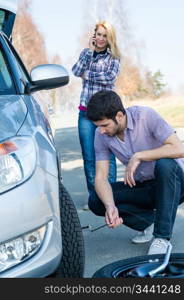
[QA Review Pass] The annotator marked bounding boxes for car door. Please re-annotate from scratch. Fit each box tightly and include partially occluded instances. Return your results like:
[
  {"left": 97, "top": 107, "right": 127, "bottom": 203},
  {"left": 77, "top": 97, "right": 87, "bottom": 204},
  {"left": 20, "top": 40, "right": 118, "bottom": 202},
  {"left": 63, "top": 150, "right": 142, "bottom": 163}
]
[{"left": 0, "top": 0, "right": 18, "bottom": 38}]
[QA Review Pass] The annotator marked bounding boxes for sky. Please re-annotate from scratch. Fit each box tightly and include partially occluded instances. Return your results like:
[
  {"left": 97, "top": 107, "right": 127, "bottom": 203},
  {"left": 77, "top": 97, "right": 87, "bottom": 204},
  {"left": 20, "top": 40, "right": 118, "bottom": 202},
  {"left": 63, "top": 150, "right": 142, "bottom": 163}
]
[{"left": 30, "top": 0, "right": 184, "bottom": 93}]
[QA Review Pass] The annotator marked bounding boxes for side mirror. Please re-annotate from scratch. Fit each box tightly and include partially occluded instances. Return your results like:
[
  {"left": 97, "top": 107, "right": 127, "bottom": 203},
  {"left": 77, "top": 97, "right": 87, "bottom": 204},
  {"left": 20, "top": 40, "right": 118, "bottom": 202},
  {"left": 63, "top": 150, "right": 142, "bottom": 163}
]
[{"left": 28, "top": 64, "right": 69, "bottom": 93}]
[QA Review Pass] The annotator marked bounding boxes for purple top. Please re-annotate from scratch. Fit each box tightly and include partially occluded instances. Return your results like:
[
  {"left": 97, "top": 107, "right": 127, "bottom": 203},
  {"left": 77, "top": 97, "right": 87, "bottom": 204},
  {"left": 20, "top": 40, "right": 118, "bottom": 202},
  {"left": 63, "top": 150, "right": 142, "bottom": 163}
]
[{"left": 95, "top": 106, "right": 184, "bottom": 182}]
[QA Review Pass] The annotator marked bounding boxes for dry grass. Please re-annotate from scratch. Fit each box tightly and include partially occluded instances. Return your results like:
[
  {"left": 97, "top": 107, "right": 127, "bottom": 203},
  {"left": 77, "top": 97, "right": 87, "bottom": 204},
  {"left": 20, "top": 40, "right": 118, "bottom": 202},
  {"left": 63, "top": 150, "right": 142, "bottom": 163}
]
[{"left": 125, "top": 96, "right": 184, "bottom": 128}]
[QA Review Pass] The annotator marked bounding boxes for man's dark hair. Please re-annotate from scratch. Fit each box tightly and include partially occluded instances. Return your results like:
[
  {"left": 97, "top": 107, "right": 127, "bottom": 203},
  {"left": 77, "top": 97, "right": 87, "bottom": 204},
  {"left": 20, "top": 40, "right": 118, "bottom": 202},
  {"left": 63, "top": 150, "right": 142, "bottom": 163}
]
[{"left": 87, "top": 90, "right": 126, "bottom": 121}]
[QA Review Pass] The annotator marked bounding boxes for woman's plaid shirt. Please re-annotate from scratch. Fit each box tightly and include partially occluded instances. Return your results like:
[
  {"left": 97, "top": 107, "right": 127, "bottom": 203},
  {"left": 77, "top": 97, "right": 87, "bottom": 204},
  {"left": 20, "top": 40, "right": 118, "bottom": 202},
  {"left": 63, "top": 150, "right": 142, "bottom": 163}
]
[{"left": 72, "top": 48, "right": 120, "bottom": 107}]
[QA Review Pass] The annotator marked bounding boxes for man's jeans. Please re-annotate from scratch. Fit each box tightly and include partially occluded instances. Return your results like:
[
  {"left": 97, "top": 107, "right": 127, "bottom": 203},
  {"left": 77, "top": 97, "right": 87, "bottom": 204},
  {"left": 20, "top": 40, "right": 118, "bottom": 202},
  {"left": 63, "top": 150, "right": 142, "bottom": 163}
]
[
  {"left": 78, "top": 110, "right": 117, "bottom": 194},
  {"left": 89, "top": 158, "right": 184, "bottom": 239}
]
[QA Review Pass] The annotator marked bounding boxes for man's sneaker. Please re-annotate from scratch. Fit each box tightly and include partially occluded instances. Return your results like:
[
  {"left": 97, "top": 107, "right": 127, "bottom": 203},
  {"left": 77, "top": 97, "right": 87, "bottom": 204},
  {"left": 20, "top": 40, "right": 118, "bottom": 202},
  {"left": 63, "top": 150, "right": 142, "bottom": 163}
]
[
  {"left": 131, "top": 224, "right": 153, "bottom": 244},
  {"left": 83, "top": 204, "right": 89, "bottom": 211},
  {"left": 148, "top": 238, "right": 171, "bottom": 255}
]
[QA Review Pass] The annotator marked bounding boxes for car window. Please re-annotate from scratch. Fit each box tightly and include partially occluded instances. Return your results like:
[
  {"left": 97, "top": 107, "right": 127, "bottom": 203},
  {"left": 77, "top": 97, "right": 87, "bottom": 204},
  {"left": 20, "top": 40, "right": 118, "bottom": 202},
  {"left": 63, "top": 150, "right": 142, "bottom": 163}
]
[
  {"left": 0, "top": 48, "right": 15, "bottom": 94},
  {"left": 0, "top": 10, "right": 5, "bottom": 31},
  {"left": 0, "top": 8, "right": 16, "bottom": 38},
  {"left": 5, "top": 36, "right": 30, "bottom": 84},
  {"left": 2, "top": 35, "right": 31, "bottom": 94}
]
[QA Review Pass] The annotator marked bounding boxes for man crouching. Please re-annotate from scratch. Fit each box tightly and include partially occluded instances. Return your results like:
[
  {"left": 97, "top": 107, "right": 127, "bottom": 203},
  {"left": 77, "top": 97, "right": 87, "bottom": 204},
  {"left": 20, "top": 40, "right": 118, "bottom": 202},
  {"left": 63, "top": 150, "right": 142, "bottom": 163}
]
[{"left": 86, "top": 90, "right": 184, "bottom": 255}]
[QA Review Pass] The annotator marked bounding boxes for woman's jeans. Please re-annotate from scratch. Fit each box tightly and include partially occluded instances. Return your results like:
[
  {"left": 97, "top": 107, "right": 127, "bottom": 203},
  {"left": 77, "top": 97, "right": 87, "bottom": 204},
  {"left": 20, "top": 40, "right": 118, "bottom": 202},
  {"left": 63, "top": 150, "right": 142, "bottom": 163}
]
[
  {"left": 78, "top": 110, "right": 117, "bottom": 194},
  {"left": 89, "top": 158, "right": 184, "bottom": 239}
]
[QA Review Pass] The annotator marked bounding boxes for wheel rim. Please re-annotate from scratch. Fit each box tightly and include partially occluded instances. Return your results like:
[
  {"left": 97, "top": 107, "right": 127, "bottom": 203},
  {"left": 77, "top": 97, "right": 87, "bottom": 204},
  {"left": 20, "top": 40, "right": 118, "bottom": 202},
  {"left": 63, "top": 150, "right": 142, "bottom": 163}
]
[{"left": 112, "top": 258, "right": 184, "bottom": 278}]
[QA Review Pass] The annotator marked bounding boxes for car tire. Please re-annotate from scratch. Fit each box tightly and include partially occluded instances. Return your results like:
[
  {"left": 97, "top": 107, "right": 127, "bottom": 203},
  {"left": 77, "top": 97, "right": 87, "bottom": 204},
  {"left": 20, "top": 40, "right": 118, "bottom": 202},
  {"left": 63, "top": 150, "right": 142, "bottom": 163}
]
[
  {"left": 52, "top": 181, "right": 85, "bottom": 277},
  {"left": 92, "top": 254, "right": 184, "bottom": 278}
]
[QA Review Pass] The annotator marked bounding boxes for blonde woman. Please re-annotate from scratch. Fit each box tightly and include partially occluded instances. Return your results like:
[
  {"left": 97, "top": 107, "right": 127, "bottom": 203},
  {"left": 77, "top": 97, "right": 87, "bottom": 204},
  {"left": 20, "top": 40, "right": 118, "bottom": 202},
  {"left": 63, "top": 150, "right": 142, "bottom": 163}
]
[{"left": 72, "top": 21, "right": 121, "bottom": 201}]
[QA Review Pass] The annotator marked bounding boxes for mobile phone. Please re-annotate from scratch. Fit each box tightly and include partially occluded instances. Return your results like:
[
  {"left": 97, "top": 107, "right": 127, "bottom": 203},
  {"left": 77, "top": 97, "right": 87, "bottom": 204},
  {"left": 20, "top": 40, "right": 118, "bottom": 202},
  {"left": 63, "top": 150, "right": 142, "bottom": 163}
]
[{"left": 92, "top": 34, "right": 96, "bottom": 46}]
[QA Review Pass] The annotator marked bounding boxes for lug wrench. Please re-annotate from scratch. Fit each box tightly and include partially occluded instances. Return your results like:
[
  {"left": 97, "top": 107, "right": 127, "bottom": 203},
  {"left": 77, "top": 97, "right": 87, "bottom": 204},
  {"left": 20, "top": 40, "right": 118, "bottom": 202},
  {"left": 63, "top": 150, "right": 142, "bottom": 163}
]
[
  {"left": 82, "top": 223, "right": 108, "bottom": 232},
  {"left": 148, "top": 243, "right": 173, "bottom": 277}
]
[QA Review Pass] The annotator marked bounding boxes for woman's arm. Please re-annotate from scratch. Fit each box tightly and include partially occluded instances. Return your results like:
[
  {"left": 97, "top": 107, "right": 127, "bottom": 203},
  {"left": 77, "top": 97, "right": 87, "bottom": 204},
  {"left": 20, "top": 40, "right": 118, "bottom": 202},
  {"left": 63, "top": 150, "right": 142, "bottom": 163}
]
[
  {"left": 72, "top": 49, "right": 93, "bottom": 77},
  {"left": 84, "top": 57, "right": 120, "bottom": 85}
]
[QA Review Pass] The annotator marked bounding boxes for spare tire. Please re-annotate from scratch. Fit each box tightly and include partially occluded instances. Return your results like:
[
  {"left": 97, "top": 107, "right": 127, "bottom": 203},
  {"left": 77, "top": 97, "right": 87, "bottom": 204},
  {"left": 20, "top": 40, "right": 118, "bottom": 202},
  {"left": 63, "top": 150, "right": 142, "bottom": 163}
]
[{"left": 93, "top": 253, "right": 184, "bottom": 278}]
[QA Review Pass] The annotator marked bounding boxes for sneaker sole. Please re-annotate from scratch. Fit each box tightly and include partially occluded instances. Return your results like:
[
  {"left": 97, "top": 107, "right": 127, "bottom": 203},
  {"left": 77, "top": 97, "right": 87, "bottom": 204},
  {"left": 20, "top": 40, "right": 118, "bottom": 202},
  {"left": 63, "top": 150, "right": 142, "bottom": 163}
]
[{"left": 131, "top": 237, "right": 153, "bottom": 244}]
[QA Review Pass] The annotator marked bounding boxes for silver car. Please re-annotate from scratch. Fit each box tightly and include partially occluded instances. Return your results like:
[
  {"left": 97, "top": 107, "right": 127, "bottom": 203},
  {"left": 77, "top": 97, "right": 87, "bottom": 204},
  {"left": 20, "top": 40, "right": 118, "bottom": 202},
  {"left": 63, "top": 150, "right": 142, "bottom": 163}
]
[{"left": 0, "top": 0, "right": 84, "bottom": 277}]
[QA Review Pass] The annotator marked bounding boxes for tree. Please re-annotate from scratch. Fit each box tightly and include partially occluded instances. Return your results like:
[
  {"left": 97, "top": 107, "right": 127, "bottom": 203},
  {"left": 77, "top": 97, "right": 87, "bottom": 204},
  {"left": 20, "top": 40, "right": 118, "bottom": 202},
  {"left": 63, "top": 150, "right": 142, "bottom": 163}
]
[
  {"left": 116, "top": 56, "right": 142, "bottom": 101},
  {"left": 142, "top": 70, "right": 166, "bottom": 98},
  {"left": 12, "top": 0, "right": 48, "bottom": 71}
]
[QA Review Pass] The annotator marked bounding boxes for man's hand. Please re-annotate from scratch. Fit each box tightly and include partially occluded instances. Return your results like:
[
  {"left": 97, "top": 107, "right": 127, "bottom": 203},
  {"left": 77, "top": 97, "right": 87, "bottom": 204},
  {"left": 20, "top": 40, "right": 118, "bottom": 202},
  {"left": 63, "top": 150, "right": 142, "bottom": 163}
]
[
  {"left": 105, "top": 205, "right": 123, "bottom": 228},
  {"left": 124, "top": 154, "right": 141, "bottom": 187}
]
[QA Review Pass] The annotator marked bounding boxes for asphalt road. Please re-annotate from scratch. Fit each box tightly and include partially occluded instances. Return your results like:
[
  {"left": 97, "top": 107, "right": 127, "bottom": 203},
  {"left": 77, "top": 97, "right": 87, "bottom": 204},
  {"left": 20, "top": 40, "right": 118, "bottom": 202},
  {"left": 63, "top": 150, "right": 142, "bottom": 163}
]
[{"left": 52, "top": 114, "right": 184, "bottom": 278}]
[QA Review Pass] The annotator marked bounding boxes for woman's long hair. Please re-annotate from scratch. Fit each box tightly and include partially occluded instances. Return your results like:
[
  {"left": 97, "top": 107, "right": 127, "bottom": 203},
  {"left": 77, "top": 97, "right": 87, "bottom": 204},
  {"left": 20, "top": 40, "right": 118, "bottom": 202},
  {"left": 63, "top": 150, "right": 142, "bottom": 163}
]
[{"left": 94, "top": 21, "right": 121, "bottom": 59}]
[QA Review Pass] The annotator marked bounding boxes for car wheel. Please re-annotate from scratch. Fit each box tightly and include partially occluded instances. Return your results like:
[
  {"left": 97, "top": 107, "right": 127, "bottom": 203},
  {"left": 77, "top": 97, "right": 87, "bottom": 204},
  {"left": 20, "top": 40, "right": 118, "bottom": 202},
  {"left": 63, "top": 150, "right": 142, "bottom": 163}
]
[
  {"left": 92, "top": 254, "right": 184, "bottom": 278},
  {"left": 52, "top": 182, "right": 85, "bottom": 277}
]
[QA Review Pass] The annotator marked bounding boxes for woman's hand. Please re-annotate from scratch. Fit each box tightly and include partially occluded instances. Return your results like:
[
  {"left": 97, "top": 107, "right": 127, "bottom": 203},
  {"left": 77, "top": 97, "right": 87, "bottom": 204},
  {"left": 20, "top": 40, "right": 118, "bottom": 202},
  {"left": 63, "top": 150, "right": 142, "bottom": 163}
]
[
  {"left": 89, "top": 36, "right": 96, "bottom": 51},
  {"left": 81, "top": 72, "right": 86, "bottom": 80}
]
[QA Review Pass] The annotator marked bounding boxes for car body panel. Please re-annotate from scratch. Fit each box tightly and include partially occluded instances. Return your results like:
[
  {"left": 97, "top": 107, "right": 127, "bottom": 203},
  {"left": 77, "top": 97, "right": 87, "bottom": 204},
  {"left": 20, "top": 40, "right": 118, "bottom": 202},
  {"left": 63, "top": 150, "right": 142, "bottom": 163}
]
[
  {"left": 18, "top": 95, "right": 58, "bottom": 177},
  {"left": 0, "top": 1, "right": 83, "bottom": 278},
  {"left": 0, "top": 95, "right": 27, "bottom": 141},
  {"left": 0, "top": 166, "right": 60, "bottom": 243},
  {"left": 0, "top": 35, "right": 64, "bottom": 276}
]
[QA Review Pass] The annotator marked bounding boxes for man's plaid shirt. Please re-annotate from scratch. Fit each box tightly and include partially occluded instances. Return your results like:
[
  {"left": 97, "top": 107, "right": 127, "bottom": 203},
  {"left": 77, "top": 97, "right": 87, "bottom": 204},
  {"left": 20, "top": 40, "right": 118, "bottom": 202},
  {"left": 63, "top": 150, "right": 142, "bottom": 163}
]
[{"left": 72, "top": 48, "right": 120, "bottom": 107}]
